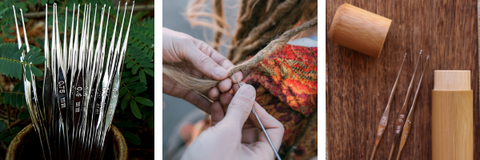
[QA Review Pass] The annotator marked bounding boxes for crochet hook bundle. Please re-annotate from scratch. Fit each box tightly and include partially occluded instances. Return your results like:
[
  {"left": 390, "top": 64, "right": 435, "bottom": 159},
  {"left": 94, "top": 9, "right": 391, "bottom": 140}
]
[
  {"left": 369, "top": 51, "right": 429, "bottom": 160},
  {"left": 13, "top": 2, "right": 134, "bottom": 159}
]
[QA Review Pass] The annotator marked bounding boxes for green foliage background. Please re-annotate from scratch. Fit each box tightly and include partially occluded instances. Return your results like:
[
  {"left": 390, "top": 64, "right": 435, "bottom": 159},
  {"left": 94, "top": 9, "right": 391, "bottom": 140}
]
[{"left": 0, "top": 0, "right": 154, "bottom": 153}]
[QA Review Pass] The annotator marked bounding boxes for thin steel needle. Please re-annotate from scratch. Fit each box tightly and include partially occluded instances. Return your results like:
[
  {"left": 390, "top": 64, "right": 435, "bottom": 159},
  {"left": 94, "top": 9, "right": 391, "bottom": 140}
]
[
  {"left": 233, "top": 75, "right": 282, "bottom": 160},
  {"left": 396, "top": 56, "right": 429, "bottom": 160},
  {"left": 370, "top": 53, "right": 407, "bottom": 160},
  {"left": 388, "top": 51, "right": 422, "bottom": 160}
]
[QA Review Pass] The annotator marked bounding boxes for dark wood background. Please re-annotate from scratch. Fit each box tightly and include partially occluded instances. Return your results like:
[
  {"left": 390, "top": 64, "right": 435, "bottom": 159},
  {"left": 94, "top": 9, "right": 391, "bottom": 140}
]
[{"left": 326, "top": 0, "right": 479, "bottom": 159}]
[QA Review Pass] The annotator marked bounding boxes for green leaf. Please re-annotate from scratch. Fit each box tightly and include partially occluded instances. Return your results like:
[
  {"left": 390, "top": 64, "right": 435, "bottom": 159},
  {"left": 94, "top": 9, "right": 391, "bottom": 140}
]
[
  {"left": 133, "top": 86, "right": 147, "bottom": 95},
  {"left": 11, "top": 93, "right": 17, "bottom": 107},
  {"left": 135, "top": 97, "right": 153, "bottom": 106},
  {"left": 126, "top": 60, "right": 134, "bottom": 68},
  {"left": 31, "top": 66, "right": 43, "bottom": 77},
  {"left": 5, "top": 34, "right": 15, "bottom": 40},
  {"left": 25, "top": 65, "right": 32, "bottom": 81},
  {"left": 132, "top": 65, "right": 139, "bottom": 74},
  {"left": 18, "top": 110, "right": 30, "bottom": 119},
  {"left": 126, "top": 82, "right": 145, "bottom": 89},
  {"left": 123, "top": 76, "right": 139, "bottom": 83},
  {"left": 0, "top": 121, "right": 6, "bottom": 132},
  {"left": 4, "top": 93, "right": 10, "bottom": 106},
  {"left": 13, "top": 81, "right": 23, "bottom": 92},
  {"left": 3, "top": 136, "right": 13, "bottom": 144},
  {"left": 121, "top": 131, "right": 141, "bottom": 145},
  {"left": 115, "top": 121, "right": 138, "bottom": 128},
  {"left": 142, "top": 63, "right": 153, "bottom": 68},
  {"left": 36, "top": 38, "right": 45, "bottom": 49},
  {"left": 0, "top": 131, "right": 9, "bottom": 140},
  {"left": 144, "top": 68, "right": 154, "bottom": 77},
  {"left": 31, "top": 56, "right": 45, "bottom": 65},
  {"left": 27, "top": 0, "right": 37, "bottom": 5},
  {"left": 119, "top": 87, "right": 127, "bottom": 99},
  {"left": 147, "top": 118, "right": 153, "bottom": 128},
  {"left": 41, "top": 0, "right": 48, "bottom": 5},
  {"left": 139, "top": 70, "right": 146, "bottom": 83},
  {"left": 0, "top": 126, "right": 22, "bottom": 140},
  {"left": 130, "top": 101, "right": 141, "bottom": 119},
  {"left": 121, "top": 95, "right": 130, "bottom": 110}
]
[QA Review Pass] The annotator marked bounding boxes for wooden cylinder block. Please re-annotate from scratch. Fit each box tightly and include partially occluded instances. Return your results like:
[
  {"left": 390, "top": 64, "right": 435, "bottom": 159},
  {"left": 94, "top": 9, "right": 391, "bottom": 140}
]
[
  {"left": 432, "top": 70, "right": 473, "bottom": 160},
  {"left": 328, "top": 3, "right": 392, "bottom": 58}
]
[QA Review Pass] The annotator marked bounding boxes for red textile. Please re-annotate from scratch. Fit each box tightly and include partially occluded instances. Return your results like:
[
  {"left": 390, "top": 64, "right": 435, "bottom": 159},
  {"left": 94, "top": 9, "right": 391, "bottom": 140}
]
[{"left": 243, "top": 44, "right": 317, "bottom": 159}]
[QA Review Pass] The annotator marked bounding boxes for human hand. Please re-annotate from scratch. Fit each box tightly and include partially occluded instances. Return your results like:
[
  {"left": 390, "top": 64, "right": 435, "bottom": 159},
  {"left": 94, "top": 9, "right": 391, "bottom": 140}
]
[
  {"left": 162, "top": 27, "right": 242, "bottom": 112},
  {"left": 182, "top": 84, "right": 285, "bottom": 160}
]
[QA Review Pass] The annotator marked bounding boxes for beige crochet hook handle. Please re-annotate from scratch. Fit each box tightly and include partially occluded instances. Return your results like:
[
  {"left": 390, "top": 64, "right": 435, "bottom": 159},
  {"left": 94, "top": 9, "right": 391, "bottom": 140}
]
[
  {"left": 369, "top": 53, "right": 407, "bottom": 160},
  {"left": 395, "top": 55, "right": 429, "bottom": 160}
]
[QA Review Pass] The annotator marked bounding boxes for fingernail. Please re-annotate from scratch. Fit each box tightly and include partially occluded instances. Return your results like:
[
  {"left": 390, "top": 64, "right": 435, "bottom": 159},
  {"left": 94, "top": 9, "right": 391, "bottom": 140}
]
[
  {"left": 213, "top": 67, "right": 227, "bottom": 77},
  {"left": 238, "top": 85, "right": 255, "bottom": 99}
]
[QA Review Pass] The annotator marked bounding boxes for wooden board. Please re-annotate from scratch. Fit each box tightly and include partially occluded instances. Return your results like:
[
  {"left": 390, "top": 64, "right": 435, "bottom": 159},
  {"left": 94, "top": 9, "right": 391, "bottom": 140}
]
[{"left": 326, "top": 0, "right": 479, "bottom": 159}]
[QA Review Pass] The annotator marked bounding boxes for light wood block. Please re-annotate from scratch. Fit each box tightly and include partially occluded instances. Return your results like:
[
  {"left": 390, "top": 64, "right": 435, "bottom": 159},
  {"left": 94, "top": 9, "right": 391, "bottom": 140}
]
[
  {"left": 328, "top": 3, "right": 392, "bottom": 58},
  {"left": 432, "top": 70, "right": 473, "bottom": 160}
]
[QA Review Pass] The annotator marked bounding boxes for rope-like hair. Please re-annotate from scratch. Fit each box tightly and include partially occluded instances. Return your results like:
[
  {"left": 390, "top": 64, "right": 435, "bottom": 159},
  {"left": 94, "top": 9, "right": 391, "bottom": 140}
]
[
  {"left": 163, "top": 18, "right": 317, "bottom": 93},
  {"left": 230, "top": 0, "right": 310, "bottom": 63},
  {"left": 228, "top": 0, "right": 268, "bottom": 60},
  {"left": 212, "top": 0, "right": 225, "bottom": 50},
  {"left": 185, "top": 0, "right": 232, "bottom": 41}
]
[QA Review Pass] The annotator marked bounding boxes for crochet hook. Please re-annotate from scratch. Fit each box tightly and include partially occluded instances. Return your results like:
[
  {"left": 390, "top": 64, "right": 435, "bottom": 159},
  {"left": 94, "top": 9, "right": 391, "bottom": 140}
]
[
  {"left": 396, "top": 55, "right": 429, "bottom": 160},
  {"left": 387, "top": 51, "right": 422, "bottom": 160},
  {"left": 233, "top": 75, "right": 282, "bottom": 160},
  {"left": 13, "top": 5, "right": 52, "bottom": 159},
  {"left": 370, "top": 53, "right": 407, "bottom": 160}
]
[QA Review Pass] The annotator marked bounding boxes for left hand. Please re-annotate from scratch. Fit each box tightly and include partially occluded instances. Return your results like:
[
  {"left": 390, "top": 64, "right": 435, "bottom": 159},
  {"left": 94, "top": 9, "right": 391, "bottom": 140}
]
[{"left": 163, "top": 28, "right": 242, "bottom": 112}]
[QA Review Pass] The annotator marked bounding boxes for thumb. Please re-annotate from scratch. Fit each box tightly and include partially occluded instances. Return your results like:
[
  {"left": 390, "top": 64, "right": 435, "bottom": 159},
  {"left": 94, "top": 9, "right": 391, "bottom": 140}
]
[{"left": 220, "top": 84, "right": 256, "bottom": 129}]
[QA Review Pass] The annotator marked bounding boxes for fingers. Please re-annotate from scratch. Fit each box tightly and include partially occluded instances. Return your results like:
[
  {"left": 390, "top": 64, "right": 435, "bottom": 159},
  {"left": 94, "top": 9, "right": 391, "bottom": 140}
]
[
  {"left": 183, "top": 46, "right": 229, "bottom": 80},
  {"left": 230, "top": 71, "right": 243, "bottom": 84},
  {"left": 229, "top": 82, "right": 242, "bottom": 96},
  {"left": 217, "top": 79, "right": 232, "bottom": 93},
  {"left": 218, "top": 84, "right": 256, "bottom": 131},
  {"left": 182, "top": 91, "right": 214, "bottom": 114},
  {"left": 191, "top": 38, "right": 244, "bottom": 88},
  {"left": 252, "top": 102, "right": 284, "bottom": 155},
  {"left": 210, "top": 101, "right": 225, "bottom": 126},
  {"left": 179, "top": 39, "right": 227, "bottom": 80},
  {"left": 208, "top": 88, "right": 220, "bottom": 101},
  {"left": 209, "top": 72, "right": 243, "bottom": 100},
  {"left": 219, "top": 92, "right": 233, "bottom": 107}
]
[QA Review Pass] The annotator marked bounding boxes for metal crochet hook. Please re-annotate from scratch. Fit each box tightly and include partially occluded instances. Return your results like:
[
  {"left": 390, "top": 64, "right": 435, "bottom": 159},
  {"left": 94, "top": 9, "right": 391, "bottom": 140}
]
[
  {"left": 387, "top": 51, "right": 422, "bottom": 160},
  {"left": 13, "top": 5, "right": 52, "bottom": 159},
  {"left": 395, "top": 55, "right": 429, "bottom": 160},
  {"left": 370, "top": 53, "right": 407, "bottom": 160},
  {"left": 232, "top": 75, "right": 282, "bottom": 160}
]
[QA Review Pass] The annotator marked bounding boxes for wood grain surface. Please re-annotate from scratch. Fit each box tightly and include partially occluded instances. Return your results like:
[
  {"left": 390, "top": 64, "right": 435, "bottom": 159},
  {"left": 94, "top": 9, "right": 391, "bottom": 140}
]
[{"left": 326, "top": 0, "right": 479, "bottom": 159}]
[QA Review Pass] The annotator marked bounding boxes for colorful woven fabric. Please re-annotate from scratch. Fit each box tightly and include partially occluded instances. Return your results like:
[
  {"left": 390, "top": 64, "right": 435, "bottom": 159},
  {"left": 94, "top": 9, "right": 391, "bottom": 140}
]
[{"left": 243, "top": 44, "right": 317, "bottom": 160}]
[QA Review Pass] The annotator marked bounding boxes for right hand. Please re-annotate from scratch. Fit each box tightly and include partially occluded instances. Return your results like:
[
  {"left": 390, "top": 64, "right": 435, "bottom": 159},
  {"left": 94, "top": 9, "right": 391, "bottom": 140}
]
[{"left": 182, "top": 84, "right": 285, "bottom": 160}]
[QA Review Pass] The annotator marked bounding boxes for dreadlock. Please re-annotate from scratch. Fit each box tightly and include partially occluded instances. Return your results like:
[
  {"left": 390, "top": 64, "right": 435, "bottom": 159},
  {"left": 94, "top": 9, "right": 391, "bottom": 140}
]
[{"left": 163, "top": 0, "right": 317, "bottom": 92}]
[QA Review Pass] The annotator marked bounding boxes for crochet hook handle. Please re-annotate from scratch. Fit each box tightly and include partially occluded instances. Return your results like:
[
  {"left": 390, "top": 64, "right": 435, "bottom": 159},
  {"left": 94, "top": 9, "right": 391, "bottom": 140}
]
[
  {"left": 396, "top": 55, "right": 429, "bottom": 160},
  {"left": 388, "top": 51, "right": 423, "bottom": 160},
  {"left": 370, "top": 53, "right": 407, "bottom": 160}
]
